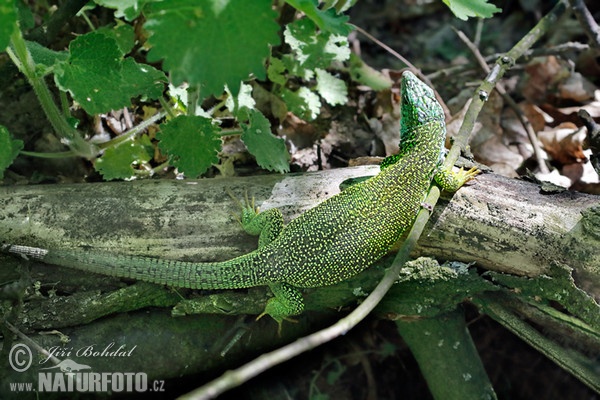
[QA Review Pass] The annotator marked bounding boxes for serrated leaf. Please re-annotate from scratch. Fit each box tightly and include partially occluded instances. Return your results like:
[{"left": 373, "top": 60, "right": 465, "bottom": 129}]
[
  {"left": 267, "top": 58, "right": 287, "bottom": 86},
  {"left": 284, "top": 0, "right": 353, "bottom": 35},
  {"left": 15, "top": 0, "right": 34, "bottom": 30},
  {"left": 0, "top": 0, "right": 18, "bottom": 50},
  {"left": 325, "top": 0, "right": 357, "bottom": 13},
  {"left": 0, "top": 125, "right": 23, "bottom": 180},
  {"left": 325, "top": 361, "right": 346, "bottom": 385},
  {"left": 315, "top": 68, "right": 347, "bottom": 106},
  {"left": 442, "top": 0, "right": 501, "bottom": 20},
  {"left": 281, "top": 53, "right": 312, "bottom": 80},
  {"left": 241, "top": 110, "right": 289, "bottom": 173},
  {"left": 93, "top": 0, "right": 144, "bottom": 21},
  {"left": 252, "top": 83, "right": 288, "bottom": 121},
  {"left": 54, "top": 31, "right": 167, "bottom": 115},
  {"left": 284, "top": 18, "right": 350, "bottom": 70},
  {"left": 280, "top": 87, "right": 321, "bottom": 120},
  {"left": 225, "top": 82, "right": 255, "bottom": 117},
  {"left": 157, "top": 115, "right": 221, "bottom": 177},
  {"left": 144, "top": 0, "right": 280, "bottom": 97},
  {"left": 95, "top": 135, "right": 153, "bottom": 180},
  {"left": 97, "top": 23, "right": 136, "bottom": 54},
  {"left": 26, "top": 40, "right": 68, "bottom": 71},
  {"left": 121, "top": 58, "right": 166, "bottom": 99}
]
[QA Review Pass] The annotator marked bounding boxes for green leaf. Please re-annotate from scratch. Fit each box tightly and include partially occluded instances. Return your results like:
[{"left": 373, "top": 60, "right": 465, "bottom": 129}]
[
  {"left": 15, "top": 0, "right": 34, "bottom": 30},
  {"left": 225, "top": 82, "right": 255, "bottom": 117},
  {"left": 54, "top": 31, "right": 167, "bottom": 115},
  {"left": 241, "top": 109, "right": 289, "bottom": 173},
  {"left": 95, "top": 135, "right": 153, "bottom": 180},
  {"left": 284, "top": 0, "right": 353, "bottom": 35},
  {"left": 144, "top": 0, "right": 280, "bottom": 97},
  {"left": 315, "top": 68, "right": 347, "bottom": 106},
  {"left": 284, "top": 18, "right": 350, "bottom": 70},
  {"left": 281, "top": 53, "right": 312, "bottom": 80},
  {"left": 280, "top": 87, "right": 321, "bottom": 120},
  {"left": 93, "top": 0, "right": 145, "bottom": 21},
  {"left": 0, "top": 125, "right": 23, "bottom": 180},
  {"left": 167, "top": 84, "right": 212, "bottom": 117},
  {"left": 121, "top": 58, "right": 166, "bottom": 99},
  {"left": 325, "top": 360, "right": 346, "bottom": 385},
  {"left": 97, "top": 23, "right": 136, "bottom": 54},
  {"left": 0, "top": 0, "right": 18, "bottom": 50},
  {"left": 157, "top": 115, "right": 221, "bottom": 177},
  {"left": 442, "top": 0, "right": 501, "bottom": 20},
  {"left": 267, "top": 58, "right": 287, "bottom": 86},
  {"left": 26, "top": 40, "right": 68, "bottom": 71},
  {"left": 348, "top": 53, "right": 392, "bottom": 90},
  {"left": 322, "top": 0, "right": 357, "bottom": 13}
]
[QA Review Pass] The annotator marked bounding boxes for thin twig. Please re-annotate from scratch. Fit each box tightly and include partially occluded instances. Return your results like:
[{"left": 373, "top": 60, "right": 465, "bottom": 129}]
[
  {"left": 4, "top": 321, "right": 86, "bottom": 388},
  {"left": 569, "top": 0, "right": 600, "bottom": 49},
  {"left": 180, "top": 2, "right": 568, "bottom": 398},
  {"left": 96, "top": 109, "right": 168, "bottom": 150},
  {"left": 453, "top": 28, "right": 550, "bottom": 174},
  {"left": 427, "top": 42, "right": 589, "bottom": 81},
  {"left": 350, "top": 24, "right": 451, "bottom": 118},
  {"left": 4, "top": 321, "right": 61, "bottom": 366},
  {"left": 445, "top": 0, "right": 567, "bottom": 169}
]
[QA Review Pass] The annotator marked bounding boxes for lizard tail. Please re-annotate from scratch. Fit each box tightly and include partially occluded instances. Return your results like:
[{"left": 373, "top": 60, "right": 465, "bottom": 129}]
[{"left": 2, "top": 244, "right": 263, "bottom": 290}]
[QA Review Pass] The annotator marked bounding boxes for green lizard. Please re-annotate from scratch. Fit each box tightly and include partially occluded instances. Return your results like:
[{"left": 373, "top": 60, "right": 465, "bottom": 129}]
[{"left": 3, "top": 71, "right": 478, "bottom": 328}]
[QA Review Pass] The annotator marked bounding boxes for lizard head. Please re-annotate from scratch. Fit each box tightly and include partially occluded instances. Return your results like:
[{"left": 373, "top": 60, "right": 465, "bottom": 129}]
[{"left": 400, "top": 71, "right": 444, "bottom": 134}]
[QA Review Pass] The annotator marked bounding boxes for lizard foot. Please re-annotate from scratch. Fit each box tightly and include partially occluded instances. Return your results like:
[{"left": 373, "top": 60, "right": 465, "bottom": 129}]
[
  {"left": 226, "top": 189, "right": 284, "bottom": 247},
  {"left": 257, "top": 283, "right": 304, "bottom": 335},
  {"left": 434, "top": 166, "right": 480, "bottom": 192},
  {"left": 226, "top": 189, "right": 259, "bottom": 226}
]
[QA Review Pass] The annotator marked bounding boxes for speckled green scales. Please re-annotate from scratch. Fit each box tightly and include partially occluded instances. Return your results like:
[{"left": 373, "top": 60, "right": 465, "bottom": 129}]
[{"left": 3, "top": 72, "right": 478, "bottom": 329}]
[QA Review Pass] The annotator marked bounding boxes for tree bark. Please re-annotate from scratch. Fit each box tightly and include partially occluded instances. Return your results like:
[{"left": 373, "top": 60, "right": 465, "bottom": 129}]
[
  {"left": 1, "top": 168, "right": 599, "bottom": 393},
  {"left": 1, "top": 167, "right": 598, "bottom": 297}
]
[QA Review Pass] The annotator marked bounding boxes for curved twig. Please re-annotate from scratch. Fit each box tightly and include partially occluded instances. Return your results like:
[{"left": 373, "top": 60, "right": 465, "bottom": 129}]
[{"left": 181, "top": 2, "right": 569, "bottom": 398}]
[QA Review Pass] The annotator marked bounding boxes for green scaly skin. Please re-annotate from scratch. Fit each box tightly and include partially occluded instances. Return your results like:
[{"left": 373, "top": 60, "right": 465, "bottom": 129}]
[{"left": 2, "top": 72, "right": 478, "bottom": 328}]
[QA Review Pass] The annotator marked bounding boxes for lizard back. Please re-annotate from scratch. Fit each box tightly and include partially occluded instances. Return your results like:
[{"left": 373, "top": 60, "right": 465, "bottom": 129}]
[
  {"left": 258, "top": 119, "right": 445, "bottom": 288},
  {"left": 2, "top": 72, "right": 448, "bottom": 293}
]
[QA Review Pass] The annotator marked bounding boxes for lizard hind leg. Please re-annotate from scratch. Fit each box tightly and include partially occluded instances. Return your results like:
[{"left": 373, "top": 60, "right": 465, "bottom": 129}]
[
  {"left": 227, "top": 189, "right": 284, "bottom": 248},
  {"left": 257, "top": 283, "right": 304, "bottom": 334}
]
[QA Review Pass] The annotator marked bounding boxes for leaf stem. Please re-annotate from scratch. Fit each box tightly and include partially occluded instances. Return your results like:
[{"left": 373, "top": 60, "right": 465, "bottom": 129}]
[
  {"left": 19, "top": 150, "right": 77, "bottom": 159},
  {"left": 77, "top": 9, "right": 96, "bottom": 31},
  {"left": 9, "top": 28, "right": 97, "bottom": 158},
  {"left": 134, "top": 161, "right": 170, "bottom": 177},
  {"left": 159, "top": 96, "right": 177, "bottom": 120},
  {"left": 181, "top": 2, "right": 570, "bottom": 398},
  {"left": 187, "top": 85, "right": 200, "bottom": 116},
  {"left": 96, "top": 110, "right": 167, "bottom": 150},
  {"left": 218, "top": 129, "right": 243, "bottom": 137},
  {"left": 18, "top": 110, "right": 167, "bottom": 159}
]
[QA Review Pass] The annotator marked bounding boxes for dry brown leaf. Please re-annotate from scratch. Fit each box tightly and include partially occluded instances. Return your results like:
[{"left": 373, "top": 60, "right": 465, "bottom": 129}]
[
  {"left": 537, "top": 122, "right": 587, "bottom": 165},
  {"left": 519, "top": 103, "right": 549, "bottom": 132},
  {"left": 558, "top": 72, "right": 597, "bottom": 102},
  {"left": 473, "top": 135, "right": 524, "bottom": 176},
  {"left": 522, "top": 56, "right": 570, "bottom": 104}
]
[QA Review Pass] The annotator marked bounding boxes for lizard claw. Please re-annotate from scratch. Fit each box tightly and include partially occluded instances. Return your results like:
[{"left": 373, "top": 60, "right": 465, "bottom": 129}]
[
  {"left": 256, "top": 312, "right": 297, "bottom": 336},
  {"left": 226, "top": 189, "right": 260, "bottom": 227},
  {"left": 435, "top": 165, "right": 480, "bottom": 192}
]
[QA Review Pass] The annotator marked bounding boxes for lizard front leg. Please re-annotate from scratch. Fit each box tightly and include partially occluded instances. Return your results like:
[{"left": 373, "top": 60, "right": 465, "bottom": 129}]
[
  {"left": 434, "top": 166, "right": 479, "bottom": 192},
  {"left": 229, "top": 192, "right": 302, "bottom": 331},
  {"left": 229, "top": 191, "right": 284, "bottom": 248}
]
